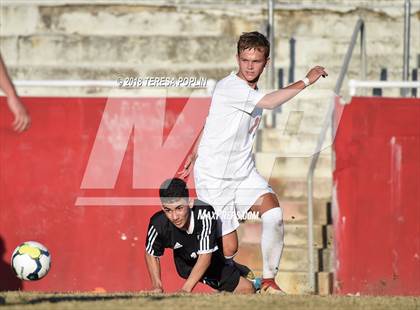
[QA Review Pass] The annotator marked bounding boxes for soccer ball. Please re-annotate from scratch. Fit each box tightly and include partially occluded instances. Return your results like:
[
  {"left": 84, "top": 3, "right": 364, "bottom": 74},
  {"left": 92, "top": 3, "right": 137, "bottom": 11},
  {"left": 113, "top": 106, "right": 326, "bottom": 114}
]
[{"left": 11, "top": 241, "right": 51, "bottom": 281}]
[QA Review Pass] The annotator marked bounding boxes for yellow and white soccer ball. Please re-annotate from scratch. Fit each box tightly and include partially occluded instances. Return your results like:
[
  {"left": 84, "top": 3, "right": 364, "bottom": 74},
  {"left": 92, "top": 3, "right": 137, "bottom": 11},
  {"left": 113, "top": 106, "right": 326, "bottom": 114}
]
[{"left": 11, "top": 241, "right": 51, "bottom": 281}]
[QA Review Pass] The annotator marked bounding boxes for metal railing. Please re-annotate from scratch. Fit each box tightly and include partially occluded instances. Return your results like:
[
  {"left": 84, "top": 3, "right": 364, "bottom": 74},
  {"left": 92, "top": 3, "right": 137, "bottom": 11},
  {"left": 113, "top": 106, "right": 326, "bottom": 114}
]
[
  {"left": 14, "top": 80, "right": 118, "bottom": 87},
  {"left": 11, "top": 79, "right": 216, "bottom": 95},
  {"left": 267, "top": 0, "right": 275, "bottom": 90},
  {"left": 349, "top": 80, "right": 420, "bottom": 97},
  {"left": 306, "top": 18, "right": 366, "bottom": 294},
  {"left": 402, "top": 0, "right": 412, "bottom": 96}
]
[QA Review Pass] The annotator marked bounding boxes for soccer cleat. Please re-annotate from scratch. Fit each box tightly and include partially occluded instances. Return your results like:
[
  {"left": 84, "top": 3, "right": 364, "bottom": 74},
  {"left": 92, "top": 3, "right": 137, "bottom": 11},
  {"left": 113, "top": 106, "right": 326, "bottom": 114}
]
[
  {"left": 259, "top": 278, "right": 286, "bottom": 295},
  {"left": 252, "top": 277, "right": 262, "bottom": 291}
]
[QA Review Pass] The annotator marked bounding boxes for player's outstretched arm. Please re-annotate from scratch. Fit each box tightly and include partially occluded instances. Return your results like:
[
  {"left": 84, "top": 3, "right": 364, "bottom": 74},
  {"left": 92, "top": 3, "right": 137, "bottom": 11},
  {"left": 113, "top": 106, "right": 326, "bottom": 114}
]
[
  {"left": 144, "top": 252, "right": 164, "bottom": 293},
  {"left": 257, "top": 66, "right": 328, "bottom": 110},
  {"left": 180, "top": 252, "right": 212, "bottom": 292},
  {"left": 0, "top": 53, "right": 31, "bottom": 132}
]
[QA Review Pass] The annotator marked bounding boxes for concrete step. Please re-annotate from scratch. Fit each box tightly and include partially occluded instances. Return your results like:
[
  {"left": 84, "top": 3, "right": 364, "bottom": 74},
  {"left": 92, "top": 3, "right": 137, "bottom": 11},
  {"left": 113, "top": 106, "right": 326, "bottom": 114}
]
[
  {"left": 236, "top": 242, "right": 334, "bottom": 272},
  {"left": 273, "top": 113, "right": 332, "bottom": 136},
  {"left": 236, "top": 218, "right": 335, "bottom": 294},
  {"left": 0, "top": 4, "right": 265, "bottom": 38},
  {"left": 275, "top": 96, "right": 336, "bottom": 118},
  {"left": 271, "top": 199, "right": 330, "bottom": 224},
  {"left": 310, "top": 53, "right": 412, "bottom": 71},
  {"left": 316, "top": 272, "right": 334, "bottom": 296},
  {"left": 265, "top": 64, "right": 404, "bottom": 91},
  {"left": 37, "top": 6, "right": 230, "bottom": 37},
  {"left": 236, "top": 244, "right": 317, "bottom": 272},
  {"left": 275, "top": 271, "right": 333, "bottom": 295},
  {"left": 1, "top": 34, "right": 236, "bottom": 66},
  {"left": 256, "top": 129, "right": 333, "bottom": 156},
  {"left": 276, "top": 271, "right": 311, "bottom": 295},
  {"left": 320, "top": 247, "right": 335, "bottom": 272},
  {"left": 283, "top": 89, "right": 337, "bottom": 101},
  {"left": 270, "top": 176, "right": 332, "bottom": 200},
  {"left": 237, "top": 222, "right": 333, "bottom": 248},
  {"left": 255, "top": 152, "right": 331, "bottom": 179},
  {"left": 280, "top": 199, "right": 330, "bottom": 225}
]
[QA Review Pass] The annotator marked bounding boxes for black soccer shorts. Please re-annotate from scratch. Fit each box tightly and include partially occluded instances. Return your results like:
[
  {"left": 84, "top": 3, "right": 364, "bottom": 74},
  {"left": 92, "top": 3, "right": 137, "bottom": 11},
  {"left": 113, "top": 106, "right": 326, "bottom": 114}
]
[{"left": 201, "top": 262, "right": 241, "bottom": 292}]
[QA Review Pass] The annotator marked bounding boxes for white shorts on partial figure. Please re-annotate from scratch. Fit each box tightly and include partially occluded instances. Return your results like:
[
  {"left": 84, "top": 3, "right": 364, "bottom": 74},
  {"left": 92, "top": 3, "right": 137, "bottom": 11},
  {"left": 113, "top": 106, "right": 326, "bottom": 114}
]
[{"left": 194, "top": 167, "right": 274, "bottom": 237}]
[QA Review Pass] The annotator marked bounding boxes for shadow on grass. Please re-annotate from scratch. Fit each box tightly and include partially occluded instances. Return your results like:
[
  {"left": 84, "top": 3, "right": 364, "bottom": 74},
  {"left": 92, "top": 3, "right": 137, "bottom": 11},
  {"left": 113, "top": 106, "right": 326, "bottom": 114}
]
[
  {"left": 4, "top": 293, "right": 183, "bottom": 306},
  {"left": 0, "top": 237, "right": 22, "bottom": 291}
]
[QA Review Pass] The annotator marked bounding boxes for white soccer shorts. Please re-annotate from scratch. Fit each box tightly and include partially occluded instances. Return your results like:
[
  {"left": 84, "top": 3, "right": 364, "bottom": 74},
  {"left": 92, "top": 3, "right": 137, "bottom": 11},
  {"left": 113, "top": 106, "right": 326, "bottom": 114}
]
[{"left": 194, "top": 167, "right": 274, "bottom": 237}]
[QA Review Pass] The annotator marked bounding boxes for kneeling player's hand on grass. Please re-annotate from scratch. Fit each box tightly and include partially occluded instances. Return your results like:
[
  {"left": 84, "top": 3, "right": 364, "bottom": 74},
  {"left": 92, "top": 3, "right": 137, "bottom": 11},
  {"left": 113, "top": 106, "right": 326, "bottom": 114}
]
[
  {"left": 178, "top": 287, "right": 192, "bottom": 293},
  {"left": 306, "top": 66, "right": 328, "bottom": 85}
]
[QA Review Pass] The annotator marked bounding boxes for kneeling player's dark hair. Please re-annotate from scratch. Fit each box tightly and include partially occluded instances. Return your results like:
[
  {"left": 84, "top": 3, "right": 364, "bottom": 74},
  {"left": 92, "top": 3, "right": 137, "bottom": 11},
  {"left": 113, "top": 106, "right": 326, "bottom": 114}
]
[{"left": 159, "top": 178, "right": 189, "bottom": 203}]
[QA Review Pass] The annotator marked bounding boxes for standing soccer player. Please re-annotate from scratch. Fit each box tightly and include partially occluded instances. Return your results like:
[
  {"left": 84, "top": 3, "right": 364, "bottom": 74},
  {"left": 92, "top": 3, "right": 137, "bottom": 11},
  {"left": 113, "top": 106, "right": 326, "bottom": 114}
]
[{"left": 179, "top": 31, "right": 328, "bottom": 294}]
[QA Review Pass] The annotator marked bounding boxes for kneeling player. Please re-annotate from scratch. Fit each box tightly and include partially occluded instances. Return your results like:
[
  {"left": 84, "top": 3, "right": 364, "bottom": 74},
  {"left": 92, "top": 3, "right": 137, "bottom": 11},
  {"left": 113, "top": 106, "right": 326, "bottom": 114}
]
[{"left": 145, "top": 178, "right": 256, "bottom": 293}]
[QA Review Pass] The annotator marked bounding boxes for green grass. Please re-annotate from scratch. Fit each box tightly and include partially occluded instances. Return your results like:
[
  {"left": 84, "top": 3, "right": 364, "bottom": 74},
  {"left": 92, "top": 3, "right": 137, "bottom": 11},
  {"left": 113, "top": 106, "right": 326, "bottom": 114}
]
[{"left": 0, "top": 291, "right": 419, "bottom": 310}]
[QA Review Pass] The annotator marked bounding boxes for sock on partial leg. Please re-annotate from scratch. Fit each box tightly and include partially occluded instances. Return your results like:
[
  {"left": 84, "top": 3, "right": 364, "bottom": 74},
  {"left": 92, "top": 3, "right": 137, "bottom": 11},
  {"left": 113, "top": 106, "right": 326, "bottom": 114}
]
[{"left": 261, "top": 207, "right": 284, "bottom": 279}]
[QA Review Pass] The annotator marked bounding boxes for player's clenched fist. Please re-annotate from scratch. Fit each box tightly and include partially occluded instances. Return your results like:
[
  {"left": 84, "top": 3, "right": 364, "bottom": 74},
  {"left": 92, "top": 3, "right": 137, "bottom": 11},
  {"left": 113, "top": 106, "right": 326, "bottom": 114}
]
[{"left": 305, "top": 66, "right": 328, "bottom": 85}]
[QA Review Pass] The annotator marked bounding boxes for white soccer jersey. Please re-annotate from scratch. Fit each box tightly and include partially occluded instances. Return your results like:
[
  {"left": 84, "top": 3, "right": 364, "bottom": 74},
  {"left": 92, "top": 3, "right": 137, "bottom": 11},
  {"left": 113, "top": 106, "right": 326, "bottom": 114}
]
[{"left": 195, "top": 72, "right": 265, "bottom": 179}]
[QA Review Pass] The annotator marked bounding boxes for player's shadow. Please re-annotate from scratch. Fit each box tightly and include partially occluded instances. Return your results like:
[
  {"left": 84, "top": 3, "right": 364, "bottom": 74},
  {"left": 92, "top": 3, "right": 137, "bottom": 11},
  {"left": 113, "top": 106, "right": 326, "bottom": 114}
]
[
  {"left": 0, "top": 236, "right": 22, "bottom": 291},
  {"left": 6, "top": 293, "right": 182, "bottom": 306}
]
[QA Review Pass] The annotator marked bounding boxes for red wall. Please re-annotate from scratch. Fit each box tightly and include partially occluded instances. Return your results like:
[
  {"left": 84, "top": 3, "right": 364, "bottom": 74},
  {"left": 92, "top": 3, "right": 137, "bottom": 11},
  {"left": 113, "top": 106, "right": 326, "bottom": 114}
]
[
  {"left": 333, "top": 96, "right": 420, "bottom": 296},
  {"left": 2, "top": 95, "right": 419, "bottom": 295},
  {"left": 0, "top": 96, "right": 212, "bottom": 292}
]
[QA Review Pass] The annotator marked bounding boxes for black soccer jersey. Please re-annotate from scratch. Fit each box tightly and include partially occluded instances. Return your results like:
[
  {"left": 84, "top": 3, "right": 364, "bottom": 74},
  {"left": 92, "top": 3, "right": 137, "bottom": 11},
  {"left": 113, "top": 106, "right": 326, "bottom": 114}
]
[{"left": 145, "top": 200, "right": 235, "bottom": 285}]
